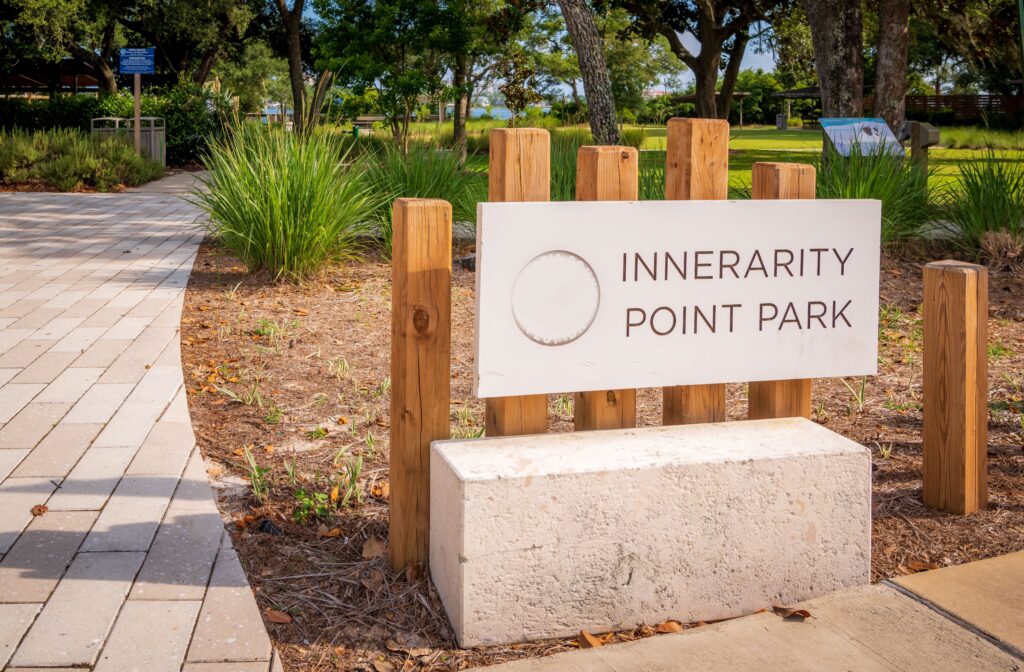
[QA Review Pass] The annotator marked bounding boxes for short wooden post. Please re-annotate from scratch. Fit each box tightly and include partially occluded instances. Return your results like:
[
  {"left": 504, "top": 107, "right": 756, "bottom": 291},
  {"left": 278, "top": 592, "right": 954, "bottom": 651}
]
[
  {"left": 389, "top": 198, "right": 452, "bottom": 570},
  {"left": 748, "top": 162, "right": 815, "bottom": 420},
  {"left": 574, "top": 146, "right": 638, "bottom": 431},
  {"left": 923, "top": 261, "right": 988, "bottom": 515},
  {"left": 663, "top": 117, "right": 729, "bottom": 425},
  {"left": 485, "top": 128, "right": 550, "bottom": 436}
]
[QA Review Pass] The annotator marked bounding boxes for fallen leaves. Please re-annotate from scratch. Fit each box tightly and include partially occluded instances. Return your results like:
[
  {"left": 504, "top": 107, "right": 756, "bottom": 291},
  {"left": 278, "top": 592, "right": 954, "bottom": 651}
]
[
  {"left": 772, "top": 604, "right": 812, "bottom": 621},
  {"left": 30, "top": 504, "right": 48, "bottom": 516},
  {"left": 654, "top": 620, "right": 683, "bottom": 633},
  {"left": 896, "top": 560, "right": 941, "bottom": 575},
  {"left": 577, "top": 630, "right": 607, "bottom": 648},
  {"left": 318, "top": 525, "right": 342, "bottom": 538},
  {"left": 362, "top": 536, "right": 386, "bottom": 559},
  {"left": 265, "top": 608, "right": 293, "bottom": 624},
  {"left": 371, "top": 481, "right": 390, "bottom": 499}
]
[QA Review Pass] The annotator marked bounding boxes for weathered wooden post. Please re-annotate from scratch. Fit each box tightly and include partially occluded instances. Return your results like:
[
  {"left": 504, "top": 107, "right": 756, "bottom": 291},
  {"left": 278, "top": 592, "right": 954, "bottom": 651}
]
[
  {"left": 748, "top": 162, "right": 815, "bottom": 420},
  {"left": 574, "top": 146, "right": 639, "bottom": 431},
  {"left": 923, "top": 260, "right": 988, "bottom": 514},
  {"left": 485, "top": 128, "right": 550, "bottom": 437},
  {"left": 390, "top": 198, "right": 452, "bottom": 570},
  {"left": 663, "top": 118, "right": 730, "bottom": 424}
]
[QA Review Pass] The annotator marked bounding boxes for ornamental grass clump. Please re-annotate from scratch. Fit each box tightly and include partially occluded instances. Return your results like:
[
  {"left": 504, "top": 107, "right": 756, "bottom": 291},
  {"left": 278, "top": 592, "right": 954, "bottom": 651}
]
[
  {"left": 816, "top": 146, "right": 932, "bottom": 244},
  {"left": 195, "top": 123, "right": 375, "bottom": 281},
  {"left": 360, "top": 142, "right": 485, "bottom": 255},
  {"left": 941, "top": 151, "right": 1024, "bottom": 257}
]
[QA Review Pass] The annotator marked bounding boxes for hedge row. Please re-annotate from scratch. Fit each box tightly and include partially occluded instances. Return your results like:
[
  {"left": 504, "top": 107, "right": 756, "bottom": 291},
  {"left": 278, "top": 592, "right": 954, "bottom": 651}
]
[{"left": 0, "top": 85, "right": 232, "bottom": 165}]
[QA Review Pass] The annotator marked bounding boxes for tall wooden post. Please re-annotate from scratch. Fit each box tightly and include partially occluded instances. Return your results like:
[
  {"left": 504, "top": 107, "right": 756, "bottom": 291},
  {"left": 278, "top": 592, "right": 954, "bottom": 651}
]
[
  {"left": 663, "top": 118, "right": 729, "bottom": 425},
  {"left": 133, "top": 73, "right": 142, "bottom": 154},
  {"left": 748, "top": 162, "right": 815, "bottom": 420},
  {"left": 390, "top": 198, "right": 452, "bottom": 570},
  {"left": 485, "top": 129, "right": 550, "bottom": 437},
  {"left": 574, "top": 146, "right": 638, "bottom": 431},
  {"left": 923, "top": 261, "right": 988, "bottom": 515}
]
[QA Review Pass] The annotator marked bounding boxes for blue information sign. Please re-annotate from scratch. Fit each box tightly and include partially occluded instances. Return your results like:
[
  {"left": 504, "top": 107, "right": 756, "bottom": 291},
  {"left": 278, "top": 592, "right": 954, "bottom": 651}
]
[{"left": 120, "top": 48, "right": 155, "bottom": 75}]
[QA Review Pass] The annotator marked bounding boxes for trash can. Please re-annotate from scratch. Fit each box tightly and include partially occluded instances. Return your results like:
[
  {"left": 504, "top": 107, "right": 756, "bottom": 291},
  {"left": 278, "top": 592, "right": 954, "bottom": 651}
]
[
  {"left": 125, "top": 117, "right": 166, "bottom": 167},
  {"left": 776, "top": 114, "right": 788, "bottom": 130},
  {"left": 91, "top": 116, "right": 166, "bottom": 167},
  {"left": 352, "top": 125, "right": 360, "bottom": 138}
]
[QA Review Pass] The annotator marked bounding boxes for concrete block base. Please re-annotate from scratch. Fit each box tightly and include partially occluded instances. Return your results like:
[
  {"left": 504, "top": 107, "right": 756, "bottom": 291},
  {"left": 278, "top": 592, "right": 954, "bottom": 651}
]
[{"left": 429, "top": 418, "right": 871, "bottom": 647}]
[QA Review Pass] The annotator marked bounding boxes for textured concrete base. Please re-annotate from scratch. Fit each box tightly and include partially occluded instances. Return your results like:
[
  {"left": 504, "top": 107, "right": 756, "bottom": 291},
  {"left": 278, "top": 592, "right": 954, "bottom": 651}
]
[{"left": 430, "top": 418, "right": 871, "bottom": 647}]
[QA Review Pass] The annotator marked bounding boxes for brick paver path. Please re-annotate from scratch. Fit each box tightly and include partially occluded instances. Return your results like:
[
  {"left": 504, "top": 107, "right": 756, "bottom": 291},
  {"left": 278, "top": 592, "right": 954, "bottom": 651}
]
[{"left": 0, "top": 193, "right": 278, "bottom": 671}]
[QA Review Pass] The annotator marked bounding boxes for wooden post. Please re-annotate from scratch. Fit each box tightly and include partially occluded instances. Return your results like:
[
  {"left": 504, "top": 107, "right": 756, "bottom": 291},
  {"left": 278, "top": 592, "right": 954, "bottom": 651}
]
[
  {"left": 662, "top": 117, "right": 729, "bottom": 425},
  {"left": 923, "top": 261, "right": 988, "bottom": 515},
  {"left": 133, "top": 73, "right": 142, "bottom": 155},
  {"left": 485, "top": 128, "right": 550, "bottom": 436},
  {"left": 574, "top": 146, "right": 638, "bottom": 431},
  {"left": 389, "top": 198, "right": 452, "bottom": 570},
  {"left": 748, "top": 162, "right": 815, "bottom": 420}
]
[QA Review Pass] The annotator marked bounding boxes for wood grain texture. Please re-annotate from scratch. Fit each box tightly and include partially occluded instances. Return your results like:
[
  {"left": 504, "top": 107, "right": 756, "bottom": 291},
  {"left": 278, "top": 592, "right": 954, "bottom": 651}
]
[
  {"left": 663, "top": 118, "right": 729, "bottom": 424},
  {"left": 389, "top": 198, "right": 452, "bottom": 569},
  {"left": 923, "top": 260, "right": 988, "bottom": 515},
  {"left": 748, "top": 162, "right": 816, "bottom": 420},
  {"left": 574, "top": 146, "right": 638, "bottom": 431},
  {"left": 485, "top": 128, "right": 549, "bottom": 436}
]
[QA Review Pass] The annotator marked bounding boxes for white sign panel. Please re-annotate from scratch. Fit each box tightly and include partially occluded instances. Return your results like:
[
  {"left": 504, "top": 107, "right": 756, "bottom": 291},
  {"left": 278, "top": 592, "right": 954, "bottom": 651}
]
[{"left": 474, "top": 199, "right": 881, "bottom": 398}]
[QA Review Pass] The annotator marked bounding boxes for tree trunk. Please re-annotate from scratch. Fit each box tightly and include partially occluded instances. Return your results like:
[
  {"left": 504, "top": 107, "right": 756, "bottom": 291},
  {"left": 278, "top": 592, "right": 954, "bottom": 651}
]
[
  {"left": 569, "top": 79, "right": 581, "bottom": 108},
  {"left": 274, "top": 0, "right": 306, "bottom": 134},
  {"left": 692, "top": 51, "right": 721, "bottom": 118},
  {"left": 873, "top": 0, "right": 909, "bottom": 130},
  {"left": 452, "top": 53, "right": 467, "bottom": 152},
  {"left": 557, "top": 0, "right": 619, "bottom": 144},
  {"left": 717, "top": 30, "right": 749, "bottom": 119},
  {"left": 800, "top": 0, "right": 864, "bottom": 117},
  {"left": 193, "top": 48, "right": 218, "bottom": 85}
]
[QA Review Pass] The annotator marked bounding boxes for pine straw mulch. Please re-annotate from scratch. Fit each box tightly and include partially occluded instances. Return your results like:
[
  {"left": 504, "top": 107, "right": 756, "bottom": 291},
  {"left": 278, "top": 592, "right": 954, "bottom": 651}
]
[{"left": 181, "top": 241, "right": 1024, "bottom": 672}]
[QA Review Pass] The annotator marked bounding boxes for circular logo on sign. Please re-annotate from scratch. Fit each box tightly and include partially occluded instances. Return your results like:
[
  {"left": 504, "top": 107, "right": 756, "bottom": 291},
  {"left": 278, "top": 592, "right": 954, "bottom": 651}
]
[{"left": 511, "top": 250, "right": 600, "bottom": 346}]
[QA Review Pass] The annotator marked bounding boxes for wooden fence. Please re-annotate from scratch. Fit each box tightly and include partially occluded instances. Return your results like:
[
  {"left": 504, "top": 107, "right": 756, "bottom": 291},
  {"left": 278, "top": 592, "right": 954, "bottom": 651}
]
[
  {"left": 905, "top": 94, "right": 1022, "bottom": 122},
  {"left": 388, "top": 119, "right": 990, "bottom": 570}
]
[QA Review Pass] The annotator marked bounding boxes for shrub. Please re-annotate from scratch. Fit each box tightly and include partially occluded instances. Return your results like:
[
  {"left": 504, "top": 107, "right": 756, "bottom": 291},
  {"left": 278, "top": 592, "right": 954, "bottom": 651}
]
[
  {"left": 940, "top": 151, "right": 1024, "bottom": 255},
  {"left": 360, "top": 142, "right": 486, "bottom": 254},
  {"left": 0, "top": 128, "right": 163, "bottom": 191},
  {"left": 195, "top": 124, "right": 374, "bottom": 280},
  {"left": 1, "top": 85, "right": 228, "bottom": 165},
  {"left": 816, "top": 147, "right": 932, "bottom": 243}
]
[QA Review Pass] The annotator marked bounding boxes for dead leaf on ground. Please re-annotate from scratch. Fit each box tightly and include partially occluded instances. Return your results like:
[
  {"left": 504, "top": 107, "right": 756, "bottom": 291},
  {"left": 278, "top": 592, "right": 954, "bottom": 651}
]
[
  {"left": 30, "top": 504, "right": 48, "bottom": 516},
  {"left": 402, "top": 660, "right": 415, "bottom": 672},
  {"left": 362, "top": 535, "right": 386, "bottom": 559},
  {"left": 330, "top": 485, "right": 340, "bottom": 503},
  {"left": 372, "top": 660, "right": 395, "bottom": 672},
  {"left": 293, "top": 308, "right": 310, "bottom": 316},
  {"left": 907, "top": 560, "right": 940, "bottom": 572},
  {"left": 318, "top": 525, "right": 342, "bottom": 538},
  {"left": 372, "top": 481, "right": 391, "bottom": 499},
  {"left": 655, "top": 620, "right": 683, "bottom": 633},
  {"left": 405, "top": 560, "right": 423, "bottom": 582},
  {"left": 578, "top": 630, "right": 603, "bottom": 649},
  {"left": 235, "top": 514, "right": 256, "bottom": 530},
  {"left": 361, "top": 568, "right": 385, "bottom": 590},
  {"left": 772, "top": 604, "right": 812, "bottom": 621},
  {"left": 265, "top": 608, "right": 293, "bottom": 624}
]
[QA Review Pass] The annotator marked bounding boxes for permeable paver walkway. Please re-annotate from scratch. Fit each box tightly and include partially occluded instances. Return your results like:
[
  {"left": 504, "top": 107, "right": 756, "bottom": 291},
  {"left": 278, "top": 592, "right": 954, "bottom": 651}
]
[{"left": 0, "top": 191, "right": 278, "bottom": 671}]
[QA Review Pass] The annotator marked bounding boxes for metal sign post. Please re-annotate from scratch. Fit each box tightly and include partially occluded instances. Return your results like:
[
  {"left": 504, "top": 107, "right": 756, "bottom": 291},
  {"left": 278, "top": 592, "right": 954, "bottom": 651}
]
[{"left": 119, "top": 48, "right": 155, "bottom": 155}]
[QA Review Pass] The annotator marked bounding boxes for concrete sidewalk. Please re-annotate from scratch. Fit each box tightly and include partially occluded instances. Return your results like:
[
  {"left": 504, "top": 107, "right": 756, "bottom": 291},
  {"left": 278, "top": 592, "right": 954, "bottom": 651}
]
[
  {"left": 487, "top": 555, "right": 1024, "bottom": 672},
  {"left": 0, "top": 187, "right": 276, "bottom": 671}
]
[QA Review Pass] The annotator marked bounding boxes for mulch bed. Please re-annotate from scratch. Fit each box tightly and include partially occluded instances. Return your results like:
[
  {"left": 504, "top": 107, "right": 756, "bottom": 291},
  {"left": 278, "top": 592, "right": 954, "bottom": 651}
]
[{"left": 181, "top": 241, "right": 1024, "bottom": 672}]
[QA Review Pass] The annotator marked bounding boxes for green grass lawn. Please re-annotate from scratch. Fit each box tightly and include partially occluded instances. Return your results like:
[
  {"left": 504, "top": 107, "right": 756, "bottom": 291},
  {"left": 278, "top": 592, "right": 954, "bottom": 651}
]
[{"left": 628, "top": 126, "right": 1024, "bottom": 194}]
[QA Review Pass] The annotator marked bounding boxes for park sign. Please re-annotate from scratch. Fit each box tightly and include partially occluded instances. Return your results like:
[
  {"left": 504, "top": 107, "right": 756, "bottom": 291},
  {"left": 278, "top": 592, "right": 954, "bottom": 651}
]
[
  {"left": 119, "top": 47, "right": 155, "bottom": 75},
  {"left": 473, "top": 199, "right": 881, "bottom": 398},
  {"left": 821, "top": 117, "right": 904, "bottom": 157}
]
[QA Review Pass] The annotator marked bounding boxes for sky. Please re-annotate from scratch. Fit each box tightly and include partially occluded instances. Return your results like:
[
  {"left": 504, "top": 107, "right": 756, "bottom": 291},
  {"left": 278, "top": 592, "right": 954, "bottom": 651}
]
[{"left": 674, "top": 31, "right": 777, "bottom": 87}]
